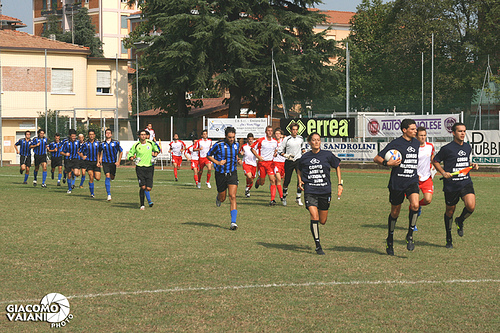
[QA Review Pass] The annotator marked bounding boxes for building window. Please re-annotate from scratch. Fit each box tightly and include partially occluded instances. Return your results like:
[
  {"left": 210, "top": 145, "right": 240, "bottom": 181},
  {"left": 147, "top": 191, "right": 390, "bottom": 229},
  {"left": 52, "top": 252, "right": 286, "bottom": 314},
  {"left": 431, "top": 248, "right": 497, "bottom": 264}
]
[
  {"left": 121, "top": 15, "right": 128, "bottom": 29},
  {"left": 121, "top": 41, "right": 128, "bottom": 55},
  {"left": 96, "top": 70, "right": 111, "bottom": 94},
  {"left": 52, "top": 68, "right": 73, "bottom": 94}
]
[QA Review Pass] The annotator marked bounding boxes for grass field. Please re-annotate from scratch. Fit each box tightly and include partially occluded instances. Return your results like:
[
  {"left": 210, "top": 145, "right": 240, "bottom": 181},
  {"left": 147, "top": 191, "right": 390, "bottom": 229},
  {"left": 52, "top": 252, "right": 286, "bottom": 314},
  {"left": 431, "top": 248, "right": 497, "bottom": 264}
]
[{"left": 0, "top": 165, "right": 499, "bottom": 332}]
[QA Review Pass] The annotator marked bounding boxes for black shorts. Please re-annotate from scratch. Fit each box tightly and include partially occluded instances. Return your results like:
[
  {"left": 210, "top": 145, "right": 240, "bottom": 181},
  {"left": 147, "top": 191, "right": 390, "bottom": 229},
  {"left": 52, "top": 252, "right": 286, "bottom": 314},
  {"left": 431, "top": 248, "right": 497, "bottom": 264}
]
[
  {"left": 65, "top": 159, "right": 81, "bottom": 172},
  {"left": 445, "top": 183, "right": 475, "bottom": 206},
  {"left": 51, "top": 156, "right": 63, "bottom": 167},
  {"left": 85, "top": 161, "right": 101, "bottom": 173},
  {"left": 389, "top": 182, "right": 420, "bottom": 206},
  {"left": 34, "top": 154, "right": 47, "bottom": 166},
  {"left": 215, "top": 171, "right": 238, "bottom": 193},
  {"left": 136, "top": 166, "right": 154, "bottom": 188},
  {"left": 20, "top": 155, "right": 31, "bottom": 167},
  {"left": 304, "top": 193, "right": 331, "bottom": 210},
  {"left": 102, "top": 162, "right": 117, "bottom": 176}
]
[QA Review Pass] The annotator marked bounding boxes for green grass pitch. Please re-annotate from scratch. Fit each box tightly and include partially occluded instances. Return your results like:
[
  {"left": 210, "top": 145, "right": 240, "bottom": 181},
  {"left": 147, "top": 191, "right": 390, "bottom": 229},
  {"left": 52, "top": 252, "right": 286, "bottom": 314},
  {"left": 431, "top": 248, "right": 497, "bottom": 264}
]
[{"left": 0, "top": 165, "right": 499, "bottom": 332}]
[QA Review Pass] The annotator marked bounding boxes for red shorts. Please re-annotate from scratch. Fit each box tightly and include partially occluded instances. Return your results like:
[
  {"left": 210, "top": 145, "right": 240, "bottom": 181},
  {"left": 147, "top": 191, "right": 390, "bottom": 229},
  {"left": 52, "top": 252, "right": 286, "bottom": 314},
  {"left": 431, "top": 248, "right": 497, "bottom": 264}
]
[
  {"left": 172, "top": 155, "right": 182, "bottom": 166},
  {"left": 199, "top": 157, "right": 212, "bottom": 170},
  {"left": 242, "top": 163, "right": 256, "bottom": 177},
  {"left": 419, "top": 177, "right": 434, "bottom": 194},
  {"left": 258, "top": 160, "right": 275, "bottom": 178},
  {"left": 273, "top": 161, "right": 285, "bottom": 176},
  {"left": 190, "top": 160, "right": 199, "bottom": 170}
]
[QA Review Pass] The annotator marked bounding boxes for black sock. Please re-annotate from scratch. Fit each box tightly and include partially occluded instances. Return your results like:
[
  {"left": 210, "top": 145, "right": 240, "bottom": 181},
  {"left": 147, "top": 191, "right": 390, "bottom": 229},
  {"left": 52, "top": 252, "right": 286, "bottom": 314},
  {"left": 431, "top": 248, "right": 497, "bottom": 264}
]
[
  {"left": 457, "top": 207, "right": 473, "bottom": 222},
  {"left": 387, "top": 214, "right": 397, "bottom": 244},
  {"left": 408, "top": 209, "right": 418, "bottom": 238},
  {"left": 445, "top": 214, "right": 453, "bottom": 242},
  {"left": 140, "top": 188, "right": 145, "bottom": 206},
  {"left": 310, "top": 220, "right": 321, "bottom": 249},
  {"left": 283, "top": 187, "right": 288, "bottom": 198}
]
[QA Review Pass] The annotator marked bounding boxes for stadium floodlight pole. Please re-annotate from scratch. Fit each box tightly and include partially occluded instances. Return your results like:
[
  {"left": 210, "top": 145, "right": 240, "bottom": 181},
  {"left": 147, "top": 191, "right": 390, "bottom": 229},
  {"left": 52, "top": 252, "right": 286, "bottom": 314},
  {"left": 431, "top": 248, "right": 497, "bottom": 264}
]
[
  {"left": 272, "top": 58, "right": 287, "bottom": 119},
  {"left": 346, "top": 42, "right": 350, "bottom": 119},
  {"left": 431, "top": 33, "right": 434, "bottom": 115},
  {"left": 421, "top": 52, "right": 424, "bottom": 115},
  {"left": 136, "top": 54, "right": 139, "bottom": 132},
  {"left": 45, "top": 49, "right": 48, "bottom": 135}
]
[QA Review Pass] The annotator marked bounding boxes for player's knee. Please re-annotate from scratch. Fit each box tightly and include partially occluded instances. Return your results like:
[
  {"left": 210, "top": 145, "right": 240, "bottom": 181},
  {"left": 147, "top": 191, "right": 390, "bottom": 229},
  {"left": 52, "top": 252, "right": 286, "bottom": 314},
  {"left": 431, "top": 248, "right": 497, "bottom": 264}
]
[{"left": 410, "top": 203, "right": 419, "bottom": 211}]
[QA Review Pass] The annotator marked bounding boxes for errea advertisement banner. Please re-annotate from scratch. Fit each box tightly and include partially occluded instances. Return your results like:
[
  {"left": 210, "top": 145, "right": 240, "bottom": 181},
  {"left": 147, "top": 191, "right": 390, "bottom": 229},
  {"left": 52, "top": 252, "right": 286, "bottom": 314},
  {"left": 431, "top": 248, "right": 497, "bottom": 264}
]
[
  {"left": 467, "top": 130, "right": 500, "bottom": 165},
  {"left": 207, "top": 118, "right": 268, "bottom": 138},
  {"left": 280, "top": 118, "right": 355, "bottom": 138},
  {"left": 365, "top": 114, "right": 460, "bottom": 138}
]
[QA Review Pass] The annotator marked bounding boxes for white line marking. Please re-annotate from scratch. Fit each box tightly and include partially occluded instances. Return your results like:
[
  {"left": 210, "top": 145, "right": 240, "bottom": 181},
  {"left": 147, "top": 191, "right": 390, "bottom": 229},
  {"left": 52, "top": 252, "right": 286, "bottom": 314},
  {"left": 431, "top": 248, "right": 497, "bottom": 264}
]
[{"left": 2, "top": 279, "right": 499, "bottom": 304}]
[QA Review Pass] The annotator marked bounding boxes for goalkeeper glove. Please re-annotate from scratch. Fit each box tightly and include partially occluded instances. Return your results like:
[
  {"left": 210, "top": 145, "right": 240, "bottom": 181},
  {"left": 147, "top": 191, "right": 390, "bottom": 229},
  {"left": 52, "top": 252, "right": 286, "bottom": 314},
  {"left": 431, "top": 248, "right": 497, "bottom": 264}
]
[
  {"left": 134, "top": 157, "right": 141, "bottom": 165},
  {"left": 151, "top": 156, "right": 157, "bottom": 164}
]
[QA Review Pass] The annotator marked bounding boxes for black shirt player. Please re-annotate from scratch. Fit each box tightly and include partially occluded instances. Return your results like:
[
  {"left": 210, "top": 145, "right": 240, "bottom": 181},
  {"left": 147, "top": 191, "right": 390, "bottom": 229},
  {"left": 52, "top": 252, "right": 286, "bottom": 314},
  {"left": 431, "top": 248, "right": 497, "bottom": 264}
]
[
  {"left": 433, "top": 122, "right": 478, "bottom": 249},
  {"left": 298, "top": 132, "right": 343, "bottom": 255},
  {"left": 374, "top": 119, "right": 420, "bottom": 256}
]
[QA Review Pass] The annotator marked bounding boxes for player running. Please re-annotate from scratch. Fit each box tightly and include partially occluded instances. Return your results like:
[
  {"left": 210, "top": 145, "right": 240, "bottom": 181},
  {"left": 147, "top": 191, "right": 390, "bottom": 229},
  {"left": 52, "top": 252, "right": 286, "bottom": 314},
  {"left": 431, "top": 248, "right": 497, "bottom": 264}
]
[
  {"left": 239, "top": 133, "right": 257, "bottom": 197},
  {"left": 374, "top": 119, "right": 420, "bottom": 256},
  {"left": 30, "top": 129, "right": 49, "bottom": 188},
  {"left": 251, "top": 125, "right": 279, "bottom": 206},
  {"left": 207, "top": 127, "right": 241, "bottom": 230},
  {"left": 193, "top": 130, "right": 213, "bottom": 188},
  {"left": 432, "top": 122, "right": 479, "bottom": 249},
  {"left": 99, "top": 129, "right": 123, "bottom": 201},
  {"left": 15, "top": 130, "right": 32, "bottom": 184},
  {"left": 48, "top": 133, "right": 64, "bottom": 186},
  {"left": 76, "top": 134, "right": 86, "bottom": 188},
  {"left": 184, "top": 143, "right": 200, "bottom": 188},
  {"left": 127, "top": 129, "right": 160, "bottom": 210},
  {"left": 168, "top": 133, "right": 186, "bottom": 182},
  {"left": 273, "top": 128, "right": 286, "bottom": 205},
  {"left": 277, "top": 122, "right": 305, "bottom": 206},
  {"left": 298, "top": 132, "right": 343, "bottom": 255},
  {"left": 79, "top": 129, "right": 101, "bottom": 198},
  {"left": 61, "top": 129, "right": 81, "bottom": 194}
]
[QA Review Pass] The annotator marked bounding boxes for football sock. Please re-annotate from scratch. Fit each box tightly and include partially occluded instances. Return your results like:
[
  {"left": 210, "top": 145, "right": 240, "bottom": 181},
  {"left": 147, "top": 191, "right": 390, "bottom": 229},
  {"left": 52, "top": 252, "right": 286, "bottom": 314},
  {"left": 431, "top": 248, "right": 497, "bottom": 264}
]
[
  {"left": 194, "top": 174, "right": 199, "bottom": 184},
  {"left": 139, "top": 188, "right": 145, "bottom": 206},
  {"left": 24, "top": 174, "right": 29, "bottom": 182},
  {"left": 230, "top": 209, "right": 238, "bottom": 223},
  {"left": 58, "top": 173, "right": 62, "bottom": 181},
  {"left": 419, "top": 198, "right": 429, "bottom": 206},
  {"left": 105, "top": 177, "right": 111, "bottom": 195},
  {"left": 310, "top": 220, "right": 321, "bottom": 248},
  {"left": 89, "top": 183, "right": 94, "bottom": 196},
  {"left": 387, "top": 214, "right": 397, "bottom": 243},
  {"left": 246, "top": 178, "right": 253, "bottom": 189},
  {"left": 444, "top": 214, "right": 453, "bottom": 242},
  {"left": 42, "top": 171, "right": 47, "bottom": 184},
  {"left": 408, "top": 209, "right": 419, "bottom": 237},
  {"left": 63, "top": 172, "right": 66, "bottom": 179},
  {"left": 67, "top": 178, "right": 72, "bottom": 191},
  {"left": 145, "top": 190, "right": 151, "bottom": 203},
  {"left": 80, "top": 176, "right": 86, "bottom": 186},
  {"left": 457, "top": 207, "right": 473, "bottom": 222},
  {"left": 270, "top": 185, "right": 277, "bottom": 201},
  {"left": 207, "top": 173, "right": 211, "bottom": 183},
  {"left": 296, "top": 186, "right": 302, "bottom": 195},
  {"left": 34, "top": 171, "right": 38, "bottom": 181},
  {"left": 174, "top": 168, "right": 178, "bottom": 178},
  {"left": 277, "top": 185, "right": 283, "bottom": 198},
  {"left": 283, "top": 187, "right": 288, "bottom": 198}
]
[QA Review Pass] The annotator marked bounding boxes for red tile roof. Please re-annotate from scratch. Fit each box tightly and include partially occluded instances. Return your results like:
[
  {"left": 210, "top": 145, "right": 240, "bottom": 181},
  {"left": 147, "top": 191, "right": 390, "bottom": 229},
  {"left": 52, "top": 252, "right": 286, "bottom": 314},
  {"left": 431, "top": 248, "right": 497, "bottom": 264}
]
[
  {"left": 309, "top": 9, "right": 355, "bottom": 25},
  {"left": 0, "top": 29, "right": 91, "bottom": 54},
  {"left": 0, "top": 15, "right": 27, "bottom": 29}
]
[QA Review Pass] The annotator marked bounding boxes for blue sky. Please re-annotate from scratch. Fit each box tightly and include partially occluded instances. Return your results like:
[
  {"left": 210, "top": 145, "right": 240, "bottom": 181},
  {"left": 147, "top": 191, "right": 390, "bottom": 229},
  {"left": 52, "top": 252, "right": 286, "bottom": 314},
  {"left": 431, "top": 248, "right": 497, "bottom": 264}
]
[{"left": 3, "top": 0, "right": 370, "bottom": 34}]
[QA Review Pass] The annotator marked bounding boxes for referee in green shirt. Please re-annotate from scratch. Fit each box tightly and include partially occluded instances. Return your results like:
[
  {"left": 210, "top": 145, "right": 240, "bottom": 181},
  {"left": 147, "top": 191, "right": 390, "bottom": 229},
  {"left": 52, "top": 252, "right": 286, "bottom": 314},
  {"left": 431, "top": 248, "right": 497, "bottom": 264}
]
[{"left": 127, "top": 130, "right": 160, "bottom": 210}]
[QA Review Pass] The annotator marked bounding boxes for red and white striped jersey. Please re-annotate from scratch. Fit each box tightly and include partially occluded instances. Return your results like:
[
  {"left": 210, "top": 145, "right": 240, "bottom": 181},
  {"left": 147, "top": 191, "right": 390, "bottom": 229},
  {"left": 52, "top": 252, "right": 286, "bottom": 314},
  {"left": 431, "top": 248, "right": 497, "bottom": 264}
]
[
  {"left": 273, "top": 138, "right": 286, "bottom": 163},
  {"left": 240, "top": 143, "right": 257, "bottom": 166},
  {"left": 185, "top": 145, "right": 199, "bottom": 161},
  {"left": 169, "top": 140, "right": 186, "bottom": 157},
  {"left": 418, "top": 142, "right": 435, "bottom": 181},
  {"left": 194, "top": 138, "right": 212, "bottom": 158},
  {"left": 251, "top": 137, "right": 278, "bottom": 161}
]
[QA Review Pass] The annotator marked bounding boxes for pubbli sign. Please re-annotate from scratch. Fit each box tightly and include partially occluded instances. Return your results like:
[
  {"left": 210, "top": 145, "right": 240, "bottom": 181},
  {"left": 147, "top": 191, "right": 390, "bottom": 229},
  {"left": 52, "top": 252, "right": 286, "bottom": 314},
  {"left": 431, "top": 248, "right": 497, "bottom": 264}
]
[{"left": 280, "top": 118, "right": 355, "bottom": 138}]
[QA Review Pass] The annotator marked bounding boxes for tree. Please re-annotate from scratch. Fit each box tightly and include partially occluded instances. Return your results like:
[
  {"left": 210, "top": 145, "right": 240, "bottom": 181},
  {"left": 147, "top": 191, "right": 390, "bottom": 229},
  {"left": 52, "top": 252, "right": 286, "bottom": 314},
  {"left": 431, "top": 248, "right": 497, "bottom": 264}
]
[{"left": 71, "top": 7, "right": 103, "bottom": 57}]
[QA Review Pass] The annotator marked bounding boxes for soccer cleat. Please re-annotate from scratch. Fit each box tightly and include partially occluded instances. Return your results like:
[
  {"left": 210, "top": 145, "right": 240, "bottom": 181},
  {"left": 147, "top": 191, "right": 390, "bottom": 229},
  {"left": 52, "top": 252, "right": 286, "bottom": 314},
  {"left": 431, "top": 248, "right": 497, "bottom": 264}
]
[
  {"left": 72, "top": 184, "right": 75, "bottom": 189},
  {"left": 90, "top": 194, "right": 95, "bottom": 198},
  {"left": 269, "top": 200, "right": 277, "bottom": 206},
  {"left": 245, "top": 189, "right": 250, "bottom": 197},
  {"left": 62, "top": 178, "right": 66, "bottom": 184},
  {"left": 255, "top": 180, "right": 260, "bottom": 189},
  {"left": 230, "top": 222, "right": 238, "bottom": 230},
  {"left": 79, "top": 185, "right": 83, "bottom": 189},
  {"left": 315, "top": 247, "right": 325, "bottom": 255},
  {"left": 386, "top": 238, "right": 394, "bottom": 256},
  {"left": 196, "top": 183, "right": 201, "bottom": 189},
  {"left": 140, "top": 206, "right": 145, "bottom": 210},
  {"left": 22, "top": 181, "right": 27, "bottom": 184},
  {"left": 206, "top": 182, "right": 211, "bottom": 188},
  {"left": 148, "top": 201, "right": 154, "bottom": 207},
  {"left": 445, "top": 240, "right": 453, "bottom": 249},
  {"left": 455, "top": 218, "right": 464, "bottom": 237},
  {"left": 57, "top": 181, "right": 61, "bottom": 186},
  {"left": 216, "top": 195, "right": 221, "bottom": 207},
  {"left": 67, "top": 190, "right": 72, "bottom": 194},
  {"left": 33, "top": 180, "right": 37, "bottom": 187},
  {"left": 296, "top": 198, "right": 303, "bottom": 206},
  {"left": 175, "top": 178, "right": 178, "bottom": 182},
  {"left": 282, "top": 197, "right": 287, "bottom": 206},
  {"left": 107, "top": 195, "right": 112, "bottom": 201},
  {"left": 41, "top": 184, "right": 47, "bottom": 188},
  {"left": 406, "top": 235, "right": 415, "bottom": 251}
]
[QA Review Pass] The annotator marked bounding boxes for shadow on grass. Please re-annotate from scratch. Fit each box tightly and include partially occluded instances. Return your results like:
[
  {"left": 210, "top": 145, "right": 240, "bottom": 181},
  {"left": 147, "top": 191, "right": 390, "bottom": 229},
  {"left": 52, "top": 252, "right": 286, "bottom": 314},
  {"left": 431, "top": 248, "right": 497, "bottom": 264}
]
[
  {"left": 182, "top": 221, "right": 227, "bottom": 229},
  {"left": 257, "top": 242, "right": 312, "bottom": 253},
  {"left": 329, "top": 246, "right": 387, "bottom": 256},
  {"left": 111, "top": 202, "right": 142, "bottom": 209},
  {"left": 361, "top": 224, "right": 406, "bottom": 231},
  {"left": 393, "top": 239, "right": 444, "bottom": 248}
]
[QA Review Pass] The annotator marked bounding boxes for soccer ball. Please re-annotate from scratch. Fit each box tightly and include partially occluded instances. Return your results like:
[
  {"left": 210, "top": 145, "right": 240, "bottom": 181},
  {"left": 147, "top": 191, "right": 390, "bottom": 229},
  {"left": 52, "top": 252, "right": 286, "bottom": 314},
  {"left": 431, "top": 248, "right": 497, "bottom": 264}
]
[{"left": 384, "top": 149, "right": 401, "bottom": 162}]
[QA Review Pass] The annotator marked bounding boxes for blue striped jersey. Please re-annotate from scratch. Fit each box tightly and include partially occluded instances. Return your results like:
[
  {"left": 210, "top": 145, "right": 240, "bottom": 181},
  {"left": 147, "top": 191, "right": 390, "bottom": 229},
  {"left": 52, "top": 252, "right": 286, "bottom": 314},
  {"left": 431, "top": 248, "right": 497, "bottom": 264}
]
[
  {"left": 208, "top": 140, "right": 240, "bottom": 173},
  {"left": 62, "top": 140, "right": 80, "bottom": 159},
  {"left": 79, "top": 140, "right": 100, "bottom": 162},
  {"left": 61, "top": 138, "right": 69, "bottom": 159},
  {"left": 15, "top": 138, "right": 32, "bottom": 156},
  {"left": 31, "top": 137, "right": 48, "bottom": 156},
  {"left": 49, "top": 141, "right": 63, "bottom": 158},
  {"left": 99, "top": 140, "right": 123, "bottom": 163}
]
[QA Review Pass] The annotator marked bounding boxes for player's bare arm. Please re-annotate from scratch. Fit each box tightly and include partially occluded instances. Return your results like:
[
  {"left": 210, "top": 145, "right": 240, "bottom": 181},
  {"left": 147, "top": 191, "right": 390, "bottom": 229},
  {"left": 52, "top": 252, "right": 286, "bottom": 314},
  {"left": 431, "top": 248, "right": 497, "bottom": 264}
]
[
  {"left": 116, "top": 151, "right": 123, "bottom": 167},
  {"left": 297, "top": 169, "right": 304, "bottom": 191},
  {"left": 251, "top": 148, "right": 264, "bottom": 162},
  {"left": 336, "top": 167, "right": 343, "bottom": 198},
  {"left": 432, "top": 160, "right": 451, "bottom": 179}
]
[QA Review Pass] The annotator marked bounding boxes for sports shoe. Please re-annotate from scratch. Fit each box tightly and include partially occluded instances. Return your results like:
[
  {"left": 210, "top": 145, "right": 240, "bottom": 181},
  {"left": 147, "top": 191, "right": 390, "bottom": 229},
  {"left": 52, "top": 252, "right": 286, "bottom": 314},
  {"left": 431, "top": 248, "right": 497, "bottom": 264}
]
[
  {"left": 230, "top": 222, "right": 238, "bottom": 230},
  {"left": 206, "top": 182, "right": 211, "bottom": 189},
  {"left": 315, "top": 247, "right": 325, "bottom": 255},
  {"left": 216, "top": 195, "right": 221, "bottom": 207},
  {"left": 107, "top": 195, "right": 112, "bottom": 201},
  {"left": 79, "top": 185, "right": 84, "bottom": 189},
  {"left": 41, "top": 184, "right": 47, "bottom": 188},
  {"left": 296, "top": 198, "right": 303, "bottom": 206},
  {"left": 245, "top": 189, "right": 250, "bottom": 197},
  {"left": 269, "top": 200, "right": 277, "bottom": 206},
  {"left": 33, "top": 180, "right": 37, "bottom": 187},
  {"left": 23, "top": 181, "right": 27, "bottom": 184},
  {"left": 91, "top": 194, "right": 95, "bottom": 198},
  {"left": 196, "top": 183, "right": 201, "bottom": 189},
  {"left": 57, "top": 181, "right": 61, "bottom": 186},
  {"left": 72, "top": 184, "right": 75, "bottom": 189},
  {"left": 455, "top": 218, "right": 464, "bottom": 237},
  {"left": 63, "top": 178, "right": 66, "bottom": 184},
  {"left": 175, "top": 178, "right": 178, "bottom": 182},
  {"left": 445, "top": 240, "right": 453, "bottom": 249},
  {"left": 406, "top": 235, "right": 415, "bottom": 251},
  {"left": 67, "top": 190, "right": 72, "bottom": 194},
  {"left": 140, "top": 206, "right": 145, "bottom": 210},
  {"left": 255, "top": 180, "right": 260, "bottom": 189},
  {"left": 282, "top": 197, "right": 287, "bottom": 206},
  {"left": 386, "top": 238, "right": 394, "bottom": 256},
  {"left": 148, "top": 201, "right": 154, "bottom": 207}
]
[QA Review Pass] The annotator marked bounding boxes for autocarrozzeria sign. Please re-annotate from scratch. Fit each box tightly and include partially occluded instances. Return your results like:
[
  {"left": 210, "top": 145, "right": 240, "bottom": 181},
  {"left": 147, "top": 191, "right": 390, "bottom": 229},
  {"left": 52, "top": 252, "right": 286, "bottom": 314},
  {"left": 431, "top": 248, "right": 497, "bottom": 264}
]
[{"left": 365, "top": 114, "right": 460, "bottom": 137}]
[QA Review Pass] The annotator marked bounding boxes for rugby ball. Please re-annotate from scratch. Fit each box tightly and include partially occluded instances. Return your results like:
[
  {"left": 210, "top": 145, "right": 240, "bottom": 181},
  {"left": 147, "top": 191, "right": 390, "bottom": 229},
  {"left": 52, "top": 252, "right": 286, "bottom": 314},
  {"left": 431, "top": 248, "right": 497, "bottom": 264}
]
[{"left": 384, "top": 149, "right": 402, "bottom": 162}]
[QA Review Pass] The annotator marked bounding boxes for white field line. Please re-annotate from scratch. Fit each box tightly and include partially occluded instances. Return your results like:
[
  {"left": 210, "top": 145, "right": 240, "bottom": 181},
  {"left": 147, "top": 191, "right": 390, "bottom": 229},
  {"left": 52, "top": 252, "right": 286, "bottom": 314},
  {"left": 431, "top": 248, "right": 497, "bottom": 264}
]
[{"left": 2, "top": 279, "right": 499, "bottom": 305}]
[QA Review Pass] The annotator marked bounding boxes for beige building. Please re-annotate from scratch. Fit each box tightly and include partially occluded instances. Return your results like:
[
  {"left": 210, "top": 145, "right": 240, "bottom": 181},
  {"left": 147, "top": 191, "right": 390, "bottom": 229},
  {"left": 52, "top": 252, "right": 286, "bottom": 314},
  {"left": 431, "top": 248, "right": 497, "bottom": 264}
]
[{"left": 0, "top": 29, "right": 130, "bottom": 165}]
